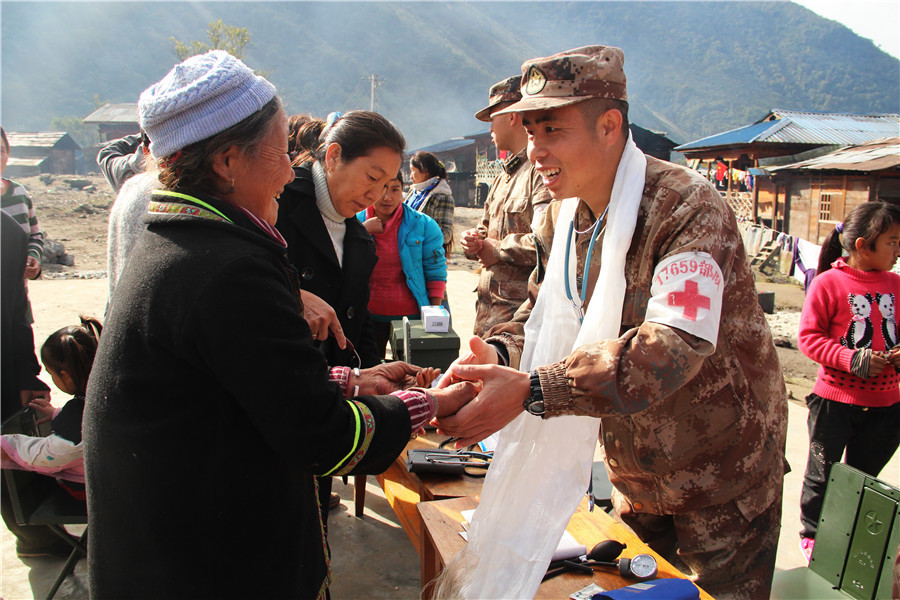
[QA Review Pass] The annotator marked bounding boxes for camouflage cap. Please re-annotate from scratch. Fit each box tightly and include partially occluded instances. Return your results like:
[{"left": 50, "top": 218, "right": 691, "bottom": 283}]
[
  {"left": 494, "top": 45, "right": 627, "bottom": 115},
  {"left": 474, "top": 75, "right": 523, "bottom": 122}
]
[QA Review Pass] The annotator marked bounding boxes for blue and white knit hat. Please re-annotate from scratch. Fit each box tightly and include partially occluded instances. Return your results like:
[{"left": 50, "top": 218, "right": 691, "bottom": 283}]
[{"left": 139, "top": 50, "right": 276, "bottom": 159}]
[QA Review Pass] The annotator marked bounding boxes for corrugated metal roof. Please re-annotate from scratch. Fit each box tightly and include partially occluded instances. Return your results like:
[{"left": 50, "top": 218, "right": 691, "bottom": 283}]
[
  {"left": 6, "top": 157, "right": 46, "bottom": 167},
  {"left": 769, "top": 137, "right": 900, "bottom": 172},
  {"left": 676, "top": 110, "right": 900, "bottom": 152},
  {"left": 7, "top": 132, "right": 71, "bottom": 148},
  {"left": 463, "top": 129, "right": 491, "bottom": 139},
  {"left": 413, "top": 138, "right": 475, "bottom": 154},
  {"left": 675, "top": 121, "right": 780, "bottom": 151},
  {"left": 762, "top": 110, "right": 900, "bottom": 145},
  {"left": 83, "top": 103, "right": 139, "bottom": 124}
]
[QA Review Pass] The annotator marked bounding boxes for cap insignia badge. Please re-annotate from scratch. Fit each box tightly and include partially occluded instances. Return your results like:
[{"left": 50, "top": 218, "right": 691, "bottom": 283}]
[{"left": 524, "top": 65, "right": 547, "bottom": 95}]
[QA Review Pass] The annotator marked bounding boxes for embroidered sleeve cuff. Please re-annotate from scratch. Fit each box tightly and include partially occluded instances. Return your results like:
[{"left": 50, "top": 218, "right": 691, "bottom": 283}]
[
  {"left": 536, "top": 361, "right": 576, "bottom": 416},
  {"left": 329, "top": 366, "right": 351, "bottom": 397},
  {"left": 391, "top": 388, "right": 435, "bottom": 432}
]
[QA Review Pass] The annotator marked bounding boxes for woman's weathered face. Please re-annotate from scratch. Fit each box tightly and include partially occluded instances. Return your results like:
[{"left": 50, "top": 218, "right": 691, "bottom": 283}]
[
  {"left": 409, "top": 163, "right": 429, "bottom": 184},
  {"left": 231, "top": 110, "right": 295, "bottom": 225},
  {"left": 373, "top": 179, "right": 403, "bottom": 221},
  {"left": 325, "top": 145, "right": 402, "bottom": 218}
]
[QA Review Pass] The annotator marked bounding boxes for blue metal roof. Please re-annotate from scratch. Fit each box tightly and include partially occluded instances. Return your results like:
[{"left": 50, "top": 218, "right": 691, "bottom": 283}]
[
  {"left": 463, "top": 128, "right": 491, "bottom": 139},
  {"left": 412, "top": 138, "right": 475, "bottom": 154},
  {"left": 675, "top": 110, "right": 900, "bottom": 152},
  {"left": 675, "top": 121, "right": 780, "bottom": 151}
]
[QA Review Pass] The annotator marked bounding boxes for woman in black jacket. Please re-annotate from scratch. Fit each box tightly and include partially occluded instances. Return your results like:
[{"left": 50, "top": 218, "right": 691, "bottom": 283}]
[
  {"left": 83, "top": 51, "right": 475, "bottom": 600},
  {"left": 277, "top": 111, "right": 406, "bottom": 370},
  {"left": 276, "top": 110, "right": 410, "bottom": 518}
]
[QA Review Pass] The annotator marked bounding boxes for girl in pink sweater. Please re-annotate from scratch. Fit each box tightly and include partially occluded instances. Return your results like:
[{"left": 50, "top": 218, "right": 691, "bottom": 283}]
[{"left": 797, "top": 201, "right": 900, "bottom": 561}]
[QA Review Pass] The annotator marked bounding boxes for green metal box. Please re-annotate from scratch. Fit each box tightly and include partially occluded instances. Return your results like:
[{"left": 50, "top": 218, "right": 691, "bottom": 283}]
[
  {"left": 812, "top": 465, "right": 899, "bottom": 600},
  {"left": 390, "top": 318, "right": 460, "bottom": 373},
  {"left": 842, "top": 487, "right": 896, "bottom": 599},
  {"left": 772, "top": 464, "right": 899, "bottom": 600}
]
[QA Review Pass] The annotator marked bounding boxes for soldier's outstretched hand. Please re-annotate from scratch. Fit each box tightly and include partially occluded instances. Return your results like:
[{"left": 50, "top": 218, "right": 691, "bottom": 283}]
[
  {"left": 436, "top": 336, "right": 499, "bottom": 389},
  {"left": 432, "top": 363, "right": 529, "bottom": 448}
]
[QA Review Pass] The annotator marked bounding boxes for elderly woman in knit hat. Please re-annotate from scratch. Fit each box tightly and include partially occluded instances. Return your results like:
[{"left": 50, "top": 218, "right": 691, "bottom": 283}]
[{"left": 83, "top": 50, "right": 476, "bottom": 599}]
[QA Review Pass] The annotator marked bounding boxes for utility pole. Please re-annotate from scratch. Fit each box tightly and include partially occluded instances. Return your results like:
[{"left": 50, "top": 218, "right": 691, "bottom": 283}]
[{"left": 367, "top": 74, "right": 384, "bottom": 111}]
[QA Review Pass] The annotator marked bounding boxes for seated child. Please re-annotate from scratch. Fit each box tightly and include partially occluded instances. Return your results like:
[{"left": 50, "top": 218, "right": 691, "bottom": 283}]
[{"left": 1, "top": 316, "right": 102, "bottom": 500}]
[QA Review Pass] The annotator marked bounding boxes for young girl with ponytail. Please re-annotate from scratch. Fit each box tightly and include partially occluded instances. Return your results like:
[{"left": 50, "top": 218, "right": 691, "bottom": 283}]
[{"left": 797, "top": 201, "right": 900, "bottom": 561}]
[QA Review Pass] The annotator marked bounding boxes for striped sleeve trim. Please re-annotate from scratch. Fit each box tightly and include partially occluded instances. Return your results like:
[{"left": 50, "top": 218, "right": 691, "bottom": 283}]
[
  {"left": 324, "top": 401, "right": 375, "bottom": 477},
  {"left": 392, "top": 388, "right": 435, "bottom": 431},
  {"left": 328, "top": 366, "right": 351, "bottom": 397}
]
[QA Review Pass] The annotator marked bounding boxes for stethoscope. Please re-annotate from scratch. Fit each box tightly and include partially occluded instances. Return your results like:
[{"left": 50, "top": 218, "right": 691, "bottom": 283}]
[{"left": 563, "top": 205, "right": 609, "bottom": 324}]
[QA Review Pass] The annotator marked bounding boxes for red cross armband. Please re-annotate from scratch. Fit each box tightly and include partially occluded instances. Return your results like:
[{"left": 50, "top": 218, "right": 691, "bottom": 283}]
[{"left": 644, "top": 251, "right": 724, "bottom": 346}]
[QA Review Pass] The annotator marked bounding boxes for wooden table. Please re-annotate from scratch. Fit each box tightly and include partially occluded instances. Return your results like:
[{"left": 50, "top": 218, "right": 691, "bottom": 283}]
[
  {"left": 417, "top": 495, "right": 714, "bottom": 600},
  {"left": 372, "top": 431, "right": 484, "bottom": 553}
]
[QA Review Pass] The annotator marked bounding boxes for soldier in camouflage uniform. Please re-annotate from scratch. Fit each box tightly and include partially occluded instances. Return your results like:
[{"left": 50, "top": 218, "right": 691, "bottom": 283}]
[
  {"left": 435, "top": 46, "right": 788, "bottom": 600},
  {"left": 462, "top": 76, "right": 551, "bottom": 336}
]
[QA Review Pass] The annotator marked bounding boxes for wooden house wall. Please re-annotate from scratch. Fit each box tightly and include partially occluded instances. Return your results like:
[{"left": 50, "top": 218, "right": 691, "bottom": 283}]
[
  {"left": 756, "top": 179, "right": 777, "bottom": 224},
  {"left": 12, "top": 146, "right": 50, "bottom": 159},
  {"left": 448, "top": 172, "right": 475, "bottom": 206},
  {"left": 785, "top": 175, "right": 880, "bottom": 244},
  {"left": 3, "top": 163, "right": 42, "bottom": 178},
  {"left": 472, "top": 136, "right": 496, "bottom": 162},
  {"left": 48, "top": 148, "right": 76, "bottom": 174},
  {"left": 98, "top": 123, "right": 140, "bottom": 142},
  {"left": 875, "top": 177, "right": 900, "bottom": 203}
]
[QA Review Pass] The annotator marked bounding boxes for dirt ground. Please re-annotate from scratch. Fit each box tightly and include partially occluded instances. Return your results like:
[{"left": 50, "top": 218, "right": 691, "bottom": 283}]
[{"left": 22, "top": 172, "right": 818, "bottom": 392}]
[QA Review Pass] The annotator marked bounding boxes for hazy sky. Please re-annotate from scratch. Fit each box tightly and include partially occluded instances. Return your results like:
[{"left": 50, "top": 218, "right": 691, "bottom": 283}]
[
  {"left": 794, "top": 0, "right": 900, "bottom": 58},
  {"left": 8, "top": 0, "right": 899, "bottom": 59}
]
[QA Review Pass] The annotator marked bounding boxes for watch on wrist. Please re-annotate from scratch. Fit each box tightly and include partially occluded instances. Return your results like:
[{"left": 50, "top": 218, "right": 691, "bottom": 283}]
[{"left": 523, "top": 369, "right": 545, "bottom": 416}]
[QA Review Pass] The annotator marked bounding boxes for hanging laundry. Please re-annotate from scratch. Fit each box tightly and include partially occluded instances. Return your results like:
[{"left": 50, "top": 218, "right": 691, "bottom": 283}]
[
  {"left": 716, "top": 161, "right": 727, "bottom": 182},
  {"left": 792, "top": 236, "right": 821, "bottom": 292}
]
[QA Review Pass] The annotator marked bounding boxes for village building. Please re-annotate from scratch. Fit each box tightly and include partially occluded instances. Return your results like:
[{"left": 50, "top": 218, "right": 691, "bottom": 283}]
[
  {"left": 408, "top": 130, "right": 494, "bottom": 207},
  {"left": 767, "top": 137, "right": 900, "bottom": 244},
  {"left": 677, "top": 111, "right": 900, "bottom": 283},
  {"left": 3, "top": 131, "right": 85, "bottom": 177},
  {"left": 83, "top": 103, "right": 140, "bottom": 143},
  {"left": 675, "top": 110, "right": 900, "bottom": 235}
]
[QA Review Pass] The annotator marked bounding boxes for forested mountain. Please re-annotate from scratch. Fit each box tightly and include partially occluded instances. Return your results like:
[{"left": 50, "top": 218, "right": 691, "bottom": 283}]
[{"left": 2, "top": 1, "right": 898, "bottom": 149}]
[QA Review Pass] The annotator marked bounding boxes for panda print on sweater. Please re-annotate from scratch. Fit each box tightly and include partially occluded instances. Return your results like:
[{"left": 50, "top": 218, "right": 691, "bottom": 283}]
[
  {"left": 876, "top": 292, "right": 898, "bottom": 349},
  {"left": 840, "top": 292, "right": 874, "bottom": 349}
]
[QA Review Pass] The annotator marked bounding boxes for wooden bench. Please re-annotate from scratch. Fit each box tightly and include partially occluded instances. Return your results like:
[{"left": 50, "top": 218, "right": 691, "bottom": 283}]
[{"left": 373, "top": 431, "right": 484, "bottom": 553}]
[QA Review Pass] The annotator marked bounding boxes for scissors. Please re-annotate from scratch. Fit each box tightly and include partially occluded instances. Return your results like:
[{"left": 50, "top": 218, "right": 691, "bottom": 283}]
[{"left": 423, "top": 450, "right": 492, "bottom": 477}]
